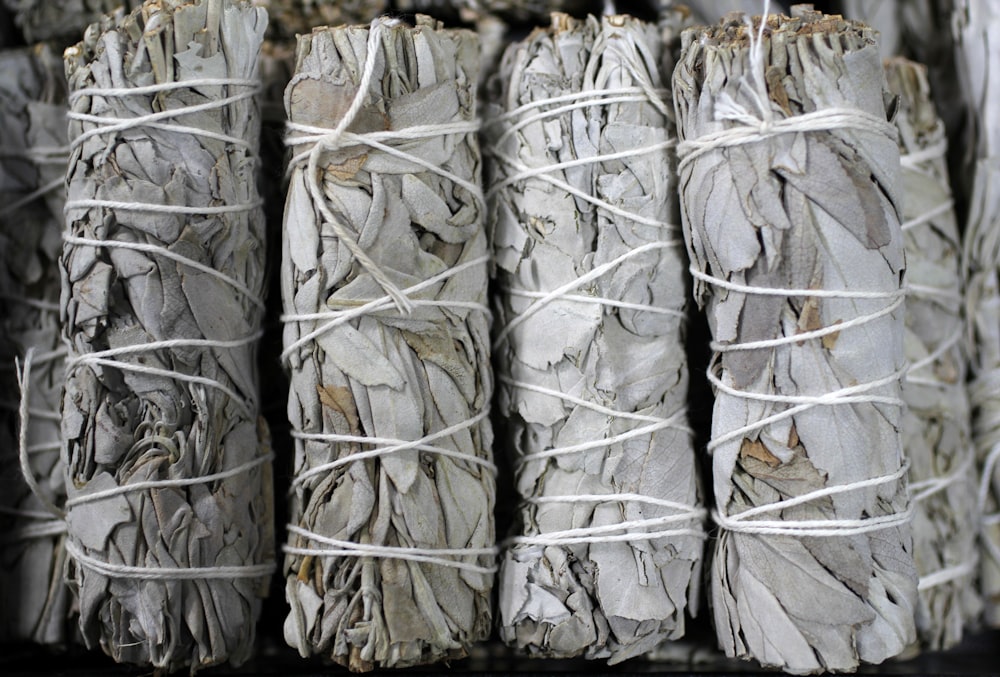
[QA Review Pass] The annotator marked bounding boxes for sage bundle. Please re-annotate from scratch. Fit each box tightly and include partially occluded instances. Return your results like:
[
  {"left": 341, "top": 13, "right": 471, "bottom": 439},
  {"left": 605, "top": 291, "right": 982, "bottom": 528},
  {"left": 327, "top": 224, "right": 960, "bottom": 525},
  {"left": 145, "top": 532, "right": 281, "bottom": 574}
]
[
  {"left": 673, "top": 9, "right": 917, "bottom": 673},
  {"left": 0, "top": 43, "right": 72, "bottom": 646},
  {"left": 955, "top": 0, "right": 1000, "bottom": 627},
  {"left": 488, "top": 13, "right": 704, "bottom": 664},
  {"left": 280, "top": 17, "right": 495, "bottom": 671},
  {"left": 886, "top": 56, "right": 979, "bottom": 651},
  {"left": 61, "top": 0, "right": 274, "bottom": 670},
  {"left": 1, "top": 0, "right": 141, "bottom": 45}
]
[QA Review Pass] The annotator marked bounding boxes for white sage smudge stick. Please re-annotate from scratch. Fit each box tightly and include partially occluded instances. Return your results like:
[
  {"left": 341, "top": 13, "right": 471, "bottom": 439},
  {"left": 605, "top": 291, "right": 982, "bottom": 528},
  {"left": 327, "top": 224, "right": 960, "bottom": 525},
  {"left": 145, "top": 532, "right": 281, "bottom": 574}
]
[
  {"left": 955, "top": 0, "right": 1000, "bottom": 627},
  {"left": 674, "top": 9, "right": 917, "bottom": 673},
  {"left": 61, "top": 0, "right": 275, "bottom": 670},
  {"left": 0, "top": 0, "right": 141, "bottom": 45},
  {"left": 0, "top": 43, "right": 73, "bottom": 646},
  {"left": 886, "top": 56, "right": 980, "bottom": 652},
  {"left": 280, "top": 17, "right": 495, "bottom": 671},
  {"left": 488, "top": 12, "right": 704, "bottom": 664}
]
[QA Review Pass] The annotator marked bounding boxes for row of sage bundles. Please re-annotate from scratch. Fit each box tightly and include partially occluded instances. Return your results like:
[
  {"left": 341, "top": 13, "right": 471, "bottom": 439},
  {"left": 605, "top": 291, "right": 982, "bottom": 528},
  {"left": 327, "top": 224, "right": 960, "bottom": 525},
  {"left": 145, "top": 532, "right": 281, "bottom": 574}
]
[
  {"left": 1, "top": 3, "right": 992, "bottom": 674},
  {"left": 61, "top": 0, "right": 274, "bottom": 670},
  {"left": 280, "top": 17, "right": 496, "bottom": 671},
  {"left": 0, "top": 43, "right": 72, "bottom": 646},
  {"left": 673, "top": 10, "right": 917, "bottom": 674},
  {"left": 487, "top": 13, "right": 704, "bottom": 663}
]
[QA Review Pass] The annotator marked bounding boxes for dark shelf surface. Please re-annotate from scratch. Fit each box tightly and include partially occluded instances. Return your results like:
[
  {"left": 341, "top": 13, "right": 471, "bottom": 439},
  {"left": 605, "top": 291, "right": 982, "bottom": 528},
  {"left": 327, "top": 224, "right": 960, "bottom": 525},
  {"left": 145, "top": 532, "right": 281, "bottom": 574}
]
[{"left": 2, "top": 629, "right": 998, "bottom": 676}]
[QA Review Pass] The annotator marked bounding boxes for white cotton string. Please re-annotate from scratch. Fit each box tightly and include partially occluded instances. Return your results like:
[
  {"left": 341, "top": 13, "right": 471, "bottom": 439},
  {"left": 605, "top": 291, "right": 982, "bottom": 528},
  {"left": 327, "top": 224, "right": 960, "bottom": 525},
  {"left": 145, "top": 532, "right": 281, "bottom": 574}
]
[
  {"left": 909, "top": 454, "right": 975, "bottom": 504},
  {"left": 0, "top": 293, "right": 60, "bottom": 313},
  {"left": 0, "top": 145, "right": 69, "bottom": 163},
  {"left": 499, "top": 376, "right": 692, "bottom": 431},
  {"left": 518, "top": 412, "right": 689, "bottom": 465},
  {"left": 0, "top": 346, "right": 66, "bottom": 371},
  {"left": 486, "top": 139, "right": 676, "bottom": 199},
  {"left": 713, "top": 295, "right": 904, "bottom": 353},
  {"left": 689, "top": 268, "right": 904, "bottom": 300},
  {"left": 505, "top": 493, "right": 706, "bottom": 548},
  {"left": 63, "top": 234, "right": 265, "bottom": 311},
  {"left": 66, "top": 540, "right": 275, "bottom": 581},
  {"left": 65, "top": 453, "right": 274, "bottom": 509},
  {"left": 283, "top": 525, "right": 498, "bottom": 575},
  {"left": 0, "top": 520, "right": 67, "bottom": 544},
  {"left": 708, "top": 363, "right": 904, "bottom": 408},
  {"left": 15, "top": 348, "right": 64, "bottom": 520},
  {"left": 487, "top": 87, "right": 666, "bottom": 147},
  {"left": 286, "top": 18, "right": 412, "bottom": 314},
  {"left": 0, "top": 177, "right": 64, "bottom": 218},
  {"left": 290, "top": 409, "right": 493, "bottom": 488},
  {"left": 917, "top": 560, "right": 978, "bottom": 592},
  {"left": 285, "top": 121, "right": 483, "bottom": 203},
  {"left": 904, "top": 326, "right": 964, "bottom": 387},
  {"left": 677, "top": 106, "right": 897, "bottom": 170},
  {"left": 68, "top": 78, "right": 259, "bottom": 151},
  {"left": 493, "top": 241, "right": 678, "bottom": 349},
  {"left": 899, "top": 199, "right": 955, "bottom": 232},
  {"left": 502, "top": 287, "right": 684, "bottom": 318},
  {"left": 65, "top": 197, "right": 262, "bottom": 215},
  {"left": 899, "top": 135, "right": 947, "bottom": 170},
  {"left": 0, "top": 401, "right": 60, "bottom": 421},
  {"left": 281, "top": 255, "right": 489, "bottom": 361},
  {"left": 67, "top": 333, "right": 262, "bottom": 420},
  {"left": 489, "top": 150, "right": 677, "bottom": 230},
  {"left": 714, "top": 462, "right": 911, "bottom": 537}
]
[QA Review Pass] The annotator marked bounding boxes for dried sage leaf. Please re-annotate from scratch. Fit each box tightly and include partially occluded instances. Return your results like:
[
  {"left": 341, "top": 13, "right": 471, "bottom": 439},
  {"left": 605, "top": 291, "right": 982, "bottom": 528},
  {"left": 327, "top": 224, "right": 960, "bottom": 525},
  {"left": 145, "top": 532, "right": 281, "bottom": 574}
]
[
  {"left": 0, "top": 43, "right": 73, "bottom": 646},
  {"left": 61, "top": 0, "right": 274, "bottom": 670},
  {"left": 955, "top": 0, "right": 1000, "bottom": 627},
  {"left": 886, "top": 55, "right": 980, "bottom": 651},
  {"left": 488, "top": 12, "right": 704, "bottom": 664},
  {"left": 674, "top": 9, "right": 917, "bottom": 673},
  {"left": 281, "top": 17, "right": 494, "bottom": 671}
]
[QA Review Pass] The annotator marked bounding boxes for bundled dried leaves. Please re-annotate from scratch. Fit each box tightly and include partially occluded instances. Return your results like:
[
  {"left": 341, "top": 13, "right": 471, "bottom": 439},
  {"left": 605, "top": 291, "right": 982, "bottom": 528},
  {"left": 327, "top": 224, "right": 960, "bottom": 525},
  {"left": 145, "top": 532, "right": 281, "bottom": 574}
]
[
  {"left": 885, "top": 56, "right": 980, "bottom": 650},
  {"left": 0, "top": 43, "right": 73, "bottom": 646},
  {"left": 955, "top": 0, "right": 1000, "bottom": 627},
  {"left": 61, "top": 0, "right": 273, "bottom": 670},
  {"left": 674, "top": 9, "right": 916, "bottom": 673},
  {"left": 488, "top": 13, "right": 703, "bottom": 664},
  {"left": 280, "top": 17, "right": 494, "bottom": 671}
]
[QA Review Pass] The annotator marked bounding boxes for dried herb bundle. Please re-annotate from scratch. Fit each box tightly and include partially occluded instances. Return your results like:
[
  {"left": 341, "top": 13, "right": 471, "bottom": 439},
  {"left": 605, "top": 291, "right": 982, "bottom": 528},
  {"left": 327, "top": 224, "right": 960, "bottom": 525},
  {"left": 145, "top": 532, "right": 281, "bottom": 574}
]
[
  {"left": 280, "top": 17, "right": 494, "bottom": 671},
  {"left": 673, "top": 9, "right": 917, "bottom": 673},
  {"left": 1, "top": 0, "right": 142, "bottom": 45},
  {"left": 955, "top": 0, "right": 1000, "bottom": 627},
  {"left": 886, "top": 56, "right": 979, "bottom": 651},
  {"left": 61, "top": 0, "right": 274, "bottom": 670},
  {"left": 0, "top": 43, "right": 72, "bottom": 646},
  {"left": 488, "top": 13, "right": 703, "bottom": 664}
]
